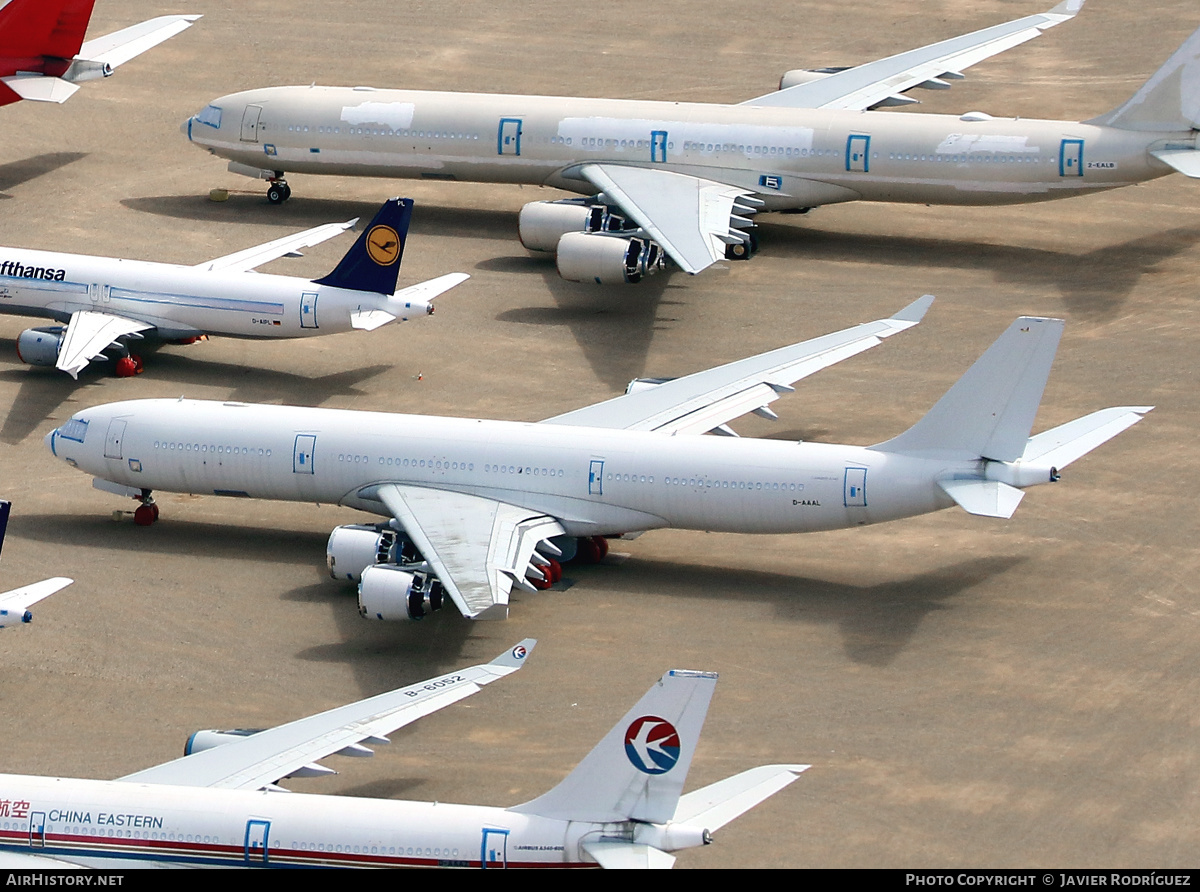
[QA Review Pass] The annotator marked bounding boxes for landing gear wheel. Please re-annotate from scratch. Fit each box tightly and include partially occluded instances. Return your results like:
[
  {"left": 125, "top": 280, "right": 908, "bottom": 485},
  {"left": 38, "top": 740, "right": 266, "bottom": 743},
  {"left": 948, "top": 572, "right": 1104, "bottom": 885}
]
[
  {"left": 725, "top": 231, "right": 759, "bottom": 261},
  {"left": 267, "top": 183, "right": 287, "bottom": 205},
  {"left": 546, "top": 558, "right": 562, "bottom": 584},
  {"left": 280, "top": 183, "right": 292, "bottom": 201},
  {"left": 591, "top": 535, "right": 609, "bottom": 560},
  {"left": 133, "top": 504, "right": 157, "bottom": 526},
  {"left": 574, "top": 536, "right": 608, "bottom": 565},
  {"left": 115, "top": 356, "right": 138, "bottom": 377},
  {"left": 529, "top": 572, "right": 553, "bottom": 591}
]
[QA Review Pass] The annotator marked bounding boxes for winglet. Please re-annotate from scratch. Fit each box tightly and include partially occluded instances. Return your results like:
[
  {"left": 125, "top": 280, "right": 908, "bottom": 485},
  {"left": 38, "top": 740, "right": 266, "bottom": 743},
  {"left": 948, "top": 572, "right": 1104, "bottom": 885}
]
[
  {"left": 892, "top": 294, "right": 935, "bottom": 324},
  {"left": 313, "top": 198, "right": 414, "bottom": 295},
  {"left": 489, "top": 638, "right": 536, "bottom": 671}
]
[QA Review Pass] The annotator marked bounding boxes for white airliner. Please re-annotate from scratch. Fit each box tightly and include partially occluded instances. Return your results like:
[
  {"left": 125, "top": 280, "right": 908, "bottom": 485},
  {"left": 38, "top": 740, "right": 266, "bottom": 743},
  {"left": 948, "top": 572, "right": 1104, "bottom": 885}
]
[
  {"left": 183, "top": 0, "right": 1200, "bottom": 284},
  {"left": 0, "top": 1, "right": 198, "bottom": 107},
  {"left": 0, "top": 640, "right": 805, "bottom": 869},
  {"left": 3, "top": 197, "right": 466, "bottom": 378},
  {"left": 0, "top": 500, "right": 71, "bottom": 627},
  {"left": 45, "top": 298, "right": 1150, "bottom": 616}
]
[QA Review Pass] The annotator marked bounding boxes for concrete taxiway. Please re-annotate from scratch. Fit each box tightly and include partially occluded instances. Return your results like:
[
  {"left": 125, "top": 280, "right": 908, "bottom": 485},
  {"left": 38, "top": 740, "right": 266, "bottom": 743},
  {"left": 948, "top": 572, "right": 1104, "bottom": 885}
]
[{"left": 0, "top": 0, "right": 1195, "bottom": 868}]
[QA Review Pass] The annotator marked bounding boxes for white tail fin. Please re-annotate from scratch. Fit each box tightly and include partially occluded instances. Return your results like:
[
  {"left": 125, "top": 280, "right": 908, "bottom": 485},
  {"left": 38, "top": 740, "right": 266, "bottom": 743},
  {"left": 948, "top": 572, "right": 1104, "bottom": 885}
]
[
  {"left": 877, "top": 316, "right": 1064, "bottom": 462},
  {"left": 1087, "top": 25, "right": 1200, "bottom": 132},
  {"left": 512, "top": 670, "right": 717, "bottom": 824}
]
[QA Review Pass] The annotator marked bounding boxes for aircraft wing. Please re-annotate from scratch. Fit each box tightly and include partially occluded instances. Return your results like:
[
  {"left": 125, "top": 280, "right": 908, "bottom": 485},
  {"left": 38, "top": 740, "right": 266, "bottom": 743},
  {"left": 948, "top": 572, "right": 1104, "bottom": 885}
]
[
  {"left": 740, "top": 0, "right": 1084, "bottom": 111},
  {"left": 76, "top": 15, "right": 202, "bottom": 72},
  {"left": 576, "top": 164, "right": 760, "bottom": 275},
  {"left": 542, "top": 296, "right": 932, "bottom": 434},
  {"left": 119, "top": 639, "right": 536, "bottom": 789},
  {"left": 195, "top": 218, "right": 357, "bottom": 273},
  {"left": 372, "top": 483, "right": 565, "bottom": 621},
  {"left": 55, "top": 310, "right": 154, "bottom": 379}
]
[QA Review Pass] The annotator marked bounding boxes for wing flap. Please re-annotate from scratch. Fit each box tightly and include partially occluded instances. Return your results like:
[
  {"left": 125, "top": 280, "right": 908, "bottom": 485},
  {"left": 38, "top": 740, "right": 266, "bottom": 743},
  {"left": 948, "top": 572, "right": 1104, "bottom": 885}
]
[
  {"left": 543, "top": 295, "right": 933, "bottom": 433},
  {"left": 56, "top": 310, "right": 155, "bottom": 379},
  {"left": 741, "top": 1, "right": 1084, "bottom": 111},
  {"left": 195, "top": 219, "right": 356, "bottom": 273},
  {"left": 375, "top": 484, "right": 564, "bottom": 620},
  {"left": 120, "top": 639, "right": 536, "bottom": 789},
  {"left": 577, "top": 164, "right": 755, "bottom": 275}
]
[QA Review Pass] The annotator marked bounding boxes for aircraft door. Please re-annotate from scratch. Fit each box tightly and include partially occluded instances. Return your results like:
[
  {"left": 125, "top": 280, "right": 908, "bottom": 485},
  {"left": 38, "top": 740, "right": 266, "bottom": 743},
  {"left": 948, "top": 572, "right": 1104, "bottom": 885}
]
[
  {"left": 300, "top": 291, "right": 319, "bottom": 329},
  {"left": 244, "top": 819, "right": 270, "bottom": 864},
  {"left": 480, "top": 828, "right": 509, "bottom": 869},
  {"left": 498, "top": 118, "right": 522, "bottom": 156},
  {"left": 241, "top": 105, "right": 263, "bottom": 143},
  {"left": 1059, "top": 139, "right": 1084, "bottom": 177},
  {"left": 846, "top": 134, "right": 871, "bottom": 172},
  {"left": 294, "top": 434, "right": 316, "bottom": 474},
  {"left": 651, "top": 130, "right": 668, "bottom": 163},
  {"left": 844, "top": 467, "right": 867, "bottom": 507},
  {"left": 88, "top": 283, "right": 110, "bottom": 304},
  {"left": 588, "top": 459, "right": 604, "bottom": 496},
  {"left": 28, "top": 812, "right": 45, "bottom": 848},
  {"left": 104, "top": 419, "right": 127, "bottom": 460}
]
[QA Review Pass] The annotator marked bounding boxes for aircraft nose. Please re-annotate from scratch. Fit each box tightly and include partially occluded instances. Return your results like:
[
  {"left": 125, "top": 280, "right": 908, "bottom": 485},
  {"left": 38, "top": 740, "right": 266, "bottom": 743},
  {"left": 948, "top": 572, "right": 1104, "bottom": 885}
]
[
  {"left": 43, "top": 428, "right": 57, "bottom": 457},
  {"left": 180, "top": 116, "right": 192, "bottom": 140}
]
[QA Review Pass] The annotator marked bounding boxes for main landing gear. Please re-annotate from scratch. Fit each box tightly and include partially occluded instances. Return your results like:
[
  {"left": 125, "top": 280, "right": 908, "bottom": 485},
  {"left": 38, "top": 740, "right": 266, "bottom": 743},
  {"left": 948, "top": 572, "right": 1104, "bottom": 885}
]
[
  {"left": 114, "top": 354, "right": 143, "bottom": 378},
  {"left": 526, "top": 536, "right": 609, "bottom": 590},
  {"left": 266, "top": 178, "right": 292, "bottom": 205},
  {"left": 132, "top": 491, "right": 159, "bottom": 526}
]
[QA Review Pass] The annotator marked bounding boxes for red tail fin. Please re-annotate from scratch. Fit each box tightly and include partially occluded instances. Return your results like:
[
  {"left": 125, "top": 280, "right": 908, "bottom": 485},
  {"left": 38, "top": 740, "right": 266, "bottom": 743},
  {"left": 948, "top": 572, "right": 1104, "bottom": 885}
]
[{"left": 0, "top": 0, "right": 97, "bottom": 62}]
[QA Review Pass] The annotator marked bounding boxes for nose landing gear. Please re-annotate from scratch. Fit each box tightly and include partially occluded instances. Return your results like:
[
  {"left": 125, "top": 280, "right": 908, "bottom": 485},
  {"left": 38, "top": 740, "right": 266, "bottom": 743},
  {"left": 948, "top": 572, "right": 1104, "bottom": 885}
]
[
  {"left": 132, "top": 491, "right": 159, "bottom": 526},
  {"left": 266, "top": 179, "right": 292, "bottom": 205}
]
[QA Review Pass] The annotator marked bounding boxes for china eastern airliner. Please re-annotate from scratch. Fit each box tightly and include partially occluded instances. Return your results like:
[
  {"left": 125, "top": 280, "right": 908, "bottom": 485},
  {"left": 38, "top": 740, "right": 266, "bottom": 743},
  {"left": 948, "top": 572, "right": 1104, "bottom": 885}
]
[{"left": 182, "top": 1, "right": 1199, "bottom": 283}]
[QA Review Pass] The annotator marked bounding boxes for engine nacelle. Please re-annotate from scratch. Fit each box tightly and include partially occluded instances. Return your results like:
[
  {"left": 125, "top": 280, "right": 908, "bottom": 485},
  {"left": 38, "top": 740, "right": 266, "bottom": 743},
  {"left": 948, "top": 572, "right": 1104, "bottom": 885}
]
[
  {"left": 519, "top": 200, "right": 611, "bottom": 252},
  {"left": 326, "top": 524, "right": 420, "bottom": 582},
  {"left": 16, "top": 327, "right": 65, "bottom": 367},
  {"left": 778, "top": 66, "right": 848, "bottom": 90},
  {"left": 184, "top": 728, "right": 258, "bottom": 756},
  {"left": 556, "top": 232, "right": 663, "bottom": 285},
  {"left": 358, "top": 564, "right": 446, "bottom": 621}
]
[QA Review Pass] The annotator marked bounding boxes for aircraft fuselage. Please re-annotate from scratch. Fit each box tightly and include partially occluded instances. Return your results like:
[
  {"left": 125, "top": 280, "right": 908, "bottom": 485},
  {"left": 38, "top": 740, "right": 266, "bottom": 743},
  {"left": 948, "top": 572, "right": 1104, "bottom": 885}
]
[
  {"left": 0, "top": 246, "right": 421, "bottom": 341},
  {"left": 186, "top": 86, "right": 1189, "bottom": 210},
  {"left": 0, "top": 772, "right": 607, "bottom": 868},
  {"left": 48, "top": 398, "right": 976, "bottom": 538}
]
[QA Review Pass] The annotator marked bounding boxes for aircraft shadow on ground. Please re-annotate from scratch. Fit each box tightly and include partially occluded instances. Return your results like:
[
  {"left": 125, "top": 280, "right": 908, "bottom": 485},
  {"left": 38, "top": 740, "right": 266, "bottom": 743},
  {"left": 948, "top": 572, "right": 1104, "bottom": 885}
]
[
  {"left": 0, "top": 344, "right": 393, "bottom": 444},
  {"left": 759, "top": 221, "right": 1200, "bottom": 320},
  {"left": 123, "top": 195, "right": 519, "bottom": 243},
  {"left": 0, "top": 152, "right": 87, "bottom": 199},
  {"left": 488, "top": 257, "right": 688, "bottom": 392},
  {"left": 568, "top": 553, "right": 1027, "bottom": 667}
]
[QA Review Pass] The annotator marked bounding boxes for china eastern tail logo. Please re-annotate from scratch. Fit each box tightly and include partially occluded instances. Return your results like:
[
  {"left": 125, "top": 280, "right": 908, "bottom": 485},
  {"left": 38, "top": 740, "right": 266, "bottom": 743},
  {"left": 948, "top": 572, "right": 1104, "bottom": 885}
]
[
  {"left": 512, "top": 645, "right": 527, "bottom": 660},
  {"left": 624, "top": 715, "right": 681, "bottom": 774},
  {"left": 366, "top": 225, "right": 401, "bottom": 266}
]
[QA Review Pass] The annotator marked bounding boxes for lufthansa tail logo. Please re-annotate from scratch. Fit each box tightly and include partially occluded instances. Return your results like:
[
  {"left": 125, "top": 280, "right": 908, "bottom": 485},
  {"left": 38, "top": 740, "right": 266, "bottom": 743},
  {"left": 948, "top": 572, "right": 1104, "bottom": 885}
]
[{"left": 366, "top": 225, "right": 401, "bottom": 266}]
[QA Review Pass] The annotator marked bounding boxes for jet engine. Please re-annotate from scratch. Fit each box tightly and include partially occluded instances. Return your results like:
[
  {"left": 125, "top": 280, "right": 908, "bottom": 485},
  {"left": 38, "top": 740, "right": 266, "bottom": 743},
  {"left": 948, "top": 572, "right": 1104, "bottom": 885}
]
[
  {"left": 184, "top": 728, "right": 257, "bottom": 755},
  {"left": 358, "top": 565, "right": 445, "bottom": 621},
  {"left": 326, "top": 523, "right": 420, "bottom": 582},
  {"left": 556, "top": 232, "right": 664, "bottom": 285},
  {"left": 518, "top": 199, "right": 626, "bottom": 252},
  {"left": 15, "top": 326, "right": 65, "bottom": 367}
]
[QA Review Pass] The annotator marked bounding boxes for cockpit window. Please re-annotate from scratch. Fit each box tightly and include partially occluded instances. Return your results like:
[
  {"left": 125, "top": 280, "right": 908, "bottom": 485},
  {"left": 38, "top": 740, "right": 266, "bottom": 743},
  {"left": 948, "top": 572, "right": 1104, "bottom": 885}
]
[
  {"left": 59, "top": 418, "right": 88, "bottom": 443},
  {"left": 196, "top": 105, "right": 222, "bottom": 128}
]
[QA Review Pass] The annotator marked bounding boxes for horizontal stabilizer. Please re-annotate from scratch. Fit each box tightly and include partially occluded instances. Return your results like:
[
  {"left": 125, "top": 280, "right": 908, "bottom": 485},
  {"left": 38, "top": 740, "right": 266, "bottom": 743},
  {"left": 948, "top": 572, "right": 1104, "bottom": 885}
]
[
  {"left": 582, "top": 842, "right": 675, "bottom": 870},
  {"left": 76, "top": 15, "right": 201, "bottom": 72},
  {"left": 0, "top": 75, "right": 78, "bottom": 103},
  {"left": 1151, "top": 150, "right": 1200, "bottom": 179},
  {"left": 349, "top": 309, "right": 396, "bottom": 331},
  {"left": 672, "top": 764, "right": 810, "bottom": 832},
  {"left": 1021, "top": 406, "right": 1153, "bottom": 469},
  {"left": 938, "top": 478, "right": 1024, "bottom": 519}
]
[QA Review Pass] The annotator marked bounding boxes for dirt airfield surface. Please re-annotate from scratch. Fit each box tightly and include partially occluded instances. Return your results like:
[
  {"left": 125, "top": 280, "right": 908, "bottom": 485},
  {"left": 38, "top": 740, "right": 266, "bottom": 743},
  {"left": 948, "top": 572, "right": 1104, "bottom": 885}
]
[{"left": 0, "top": 0, "right": 1195, "bottom": 869}]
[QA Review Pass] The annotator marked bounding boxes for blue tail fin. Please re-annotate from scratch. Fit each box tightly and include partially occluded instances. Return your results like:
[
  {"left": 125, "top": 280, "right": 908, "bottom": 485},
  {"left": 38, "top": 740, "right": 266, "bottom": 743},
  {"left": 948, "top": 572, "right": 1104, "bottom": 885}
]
[
  {"left": 313, "top": 197, "right": 413, "bottom": 295},
  {"left": 0, "top": 500, "right": 9, "bottom": 562}
]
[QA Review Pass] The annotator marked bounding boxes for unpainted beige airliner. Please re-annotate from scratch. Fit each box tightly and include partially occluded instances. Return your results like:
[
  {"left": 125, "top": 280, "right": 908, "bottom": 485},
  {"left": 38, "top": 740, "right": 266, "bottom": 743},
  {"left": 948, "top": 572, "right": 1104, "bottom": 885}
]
[{"left": 182, "top": 1, "right": 1200, "bottom": 284}]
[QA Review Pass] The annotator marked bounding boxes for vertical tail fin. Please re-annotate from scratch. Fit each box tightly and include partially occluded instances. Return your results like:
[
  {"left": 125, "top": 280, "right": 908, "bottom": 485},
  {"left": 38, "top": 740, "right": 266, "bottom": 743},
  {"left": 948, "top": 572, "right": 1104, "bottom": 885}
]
[
  {"left": 512, "top": 670, "right": 718, "bottom": 824},
  {"left": 876, "top": 316, "right": 1064, "bottom": 462},
  {"left": 0, "top": 0, "right": 95, "bottom": 60},
  {"left": 313, "top": 197, "right": 413, "bottom": 295},
  {"left": 1086, "top": 24, "right": 1200, "bottom": 132},
  {"left": 0, "top": 500, "right": 9, "bottom": 562}
]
